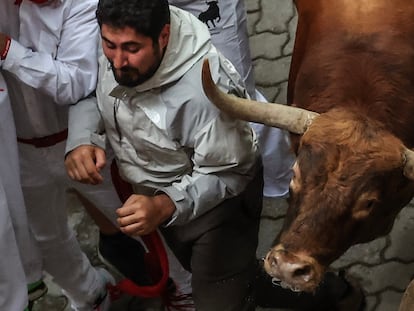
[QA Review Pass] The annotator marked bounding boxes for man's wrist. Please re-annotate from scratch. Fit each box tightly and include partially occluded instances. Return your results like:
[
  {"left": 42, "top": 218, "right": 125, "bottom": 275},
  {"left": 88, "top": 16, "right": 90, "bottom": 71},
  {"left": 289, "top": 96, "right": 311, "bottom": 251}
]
[
  {"left": 0, "top": 36, "right": 11, "bottom": 60},
  {"left": 153, "top": 193, "right": 176, "bottom": 224}
]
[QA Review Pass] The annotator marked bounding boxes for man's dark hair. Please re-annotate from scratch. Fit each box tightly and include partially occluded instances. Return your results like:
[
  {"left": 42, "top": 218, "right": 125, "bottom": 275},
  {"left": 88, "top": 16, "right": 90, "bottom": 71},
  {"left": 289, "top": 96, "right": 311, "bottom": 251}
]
[{"left": 96, "top": 0, "right": 170, "bottom": 42}]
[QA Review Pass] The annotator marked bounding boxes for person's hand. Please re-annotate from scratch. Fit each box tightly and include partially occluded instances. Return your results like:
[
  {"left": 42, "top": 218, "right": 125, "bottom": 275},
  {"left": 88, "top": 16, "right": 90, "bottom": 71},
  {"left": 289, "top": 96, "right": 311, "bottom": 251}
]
[
  {"left": 65, "top": 145, "right": 106, "bottom": 184},
  {"left": 117, "top": 194, "right": 176, "bottom": 236}
]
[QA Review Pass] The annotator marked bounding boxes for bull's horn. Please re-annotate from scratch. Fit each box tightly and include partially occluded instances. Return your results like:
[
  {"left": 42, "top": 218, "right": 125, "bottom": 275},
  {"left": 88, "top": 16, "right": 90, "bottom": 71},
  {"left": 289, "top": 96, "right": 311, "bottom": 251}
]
[
  {"left": 201, "top": 59, "right": 319, "bottom": 134},
  {"left": 403, "top": 148, "right": 414, "bottom": 180}
]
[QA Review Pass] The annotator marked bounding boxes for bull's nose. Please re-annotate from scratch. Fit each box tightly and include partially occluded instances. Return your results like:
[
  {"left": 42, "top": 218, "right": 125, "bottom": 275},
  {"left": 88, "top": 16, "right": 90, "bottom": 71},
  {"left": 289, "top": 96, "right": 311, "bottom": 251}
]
[
  {"left": 266, "top": 249, "right": 316, "bottom": 284},
  {"left": 291, "top": 263, "right": 313, "bottom": 282}
]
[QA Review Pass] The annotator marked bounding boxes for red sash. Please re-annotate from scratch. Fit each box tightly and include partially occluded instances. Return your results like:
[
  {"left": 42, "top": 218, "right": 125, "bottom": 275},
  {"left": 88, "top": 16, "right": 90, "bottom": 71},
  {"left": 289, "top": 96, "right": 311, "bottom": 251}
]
[{"left": 109, "top": 161, "right": 170, "bottom": 298}]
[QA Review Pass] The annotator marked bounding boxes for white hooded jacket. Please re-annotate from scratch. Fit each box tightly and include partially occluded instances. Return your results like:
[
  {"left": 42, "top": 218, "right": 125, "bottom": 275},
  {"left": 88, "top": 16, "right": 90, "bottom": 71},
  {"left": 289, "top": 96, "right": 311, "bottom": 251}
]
[{"left": 95, "top": 6, "right": 260, "bottom": 225}]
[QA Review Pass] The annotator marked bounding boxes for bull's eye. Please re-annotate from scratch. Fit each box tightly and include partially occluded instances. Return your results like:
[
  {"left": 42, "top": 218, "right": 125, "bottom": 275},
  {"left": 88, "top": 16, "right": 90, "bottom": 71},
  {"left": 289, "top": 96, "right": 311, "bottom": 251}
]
[
  {"left": 353, "top": 198, "right": 377, "bottom": 220},
  {"left": 365, "top": 200, "right": 375, "bottom": 211}
]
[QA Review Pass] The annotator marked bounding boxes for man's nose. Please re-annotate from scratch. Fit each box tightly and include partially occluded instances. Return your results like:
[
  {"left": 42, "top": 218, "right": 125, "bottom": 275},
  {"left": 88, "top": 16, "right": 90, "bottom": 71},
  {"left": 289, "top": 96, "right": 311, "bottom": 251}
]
[{"left": 112, "top": 50, "right": 128, "bottom": 69}]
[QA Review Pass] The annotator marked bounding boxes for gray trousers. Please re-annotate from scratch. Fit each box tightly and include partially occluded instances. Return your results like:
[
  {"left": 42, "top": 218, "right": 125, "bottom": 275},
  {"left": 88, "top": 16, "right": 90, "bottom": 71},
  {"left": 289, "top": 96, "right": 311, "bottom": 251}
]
[{"left": 161, "top": 167, "right": 263, "bottom": 311}]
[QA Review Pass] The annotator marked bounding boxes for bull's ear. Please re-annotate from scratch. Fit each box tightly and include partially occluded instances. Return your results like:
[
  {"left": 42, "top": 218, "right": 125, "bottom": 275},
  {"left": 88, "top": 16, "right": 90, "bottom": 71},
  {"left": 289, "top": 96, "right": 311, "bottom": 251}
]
[{"left": 402, "top": 149, "right": 414, "bottom": 180}]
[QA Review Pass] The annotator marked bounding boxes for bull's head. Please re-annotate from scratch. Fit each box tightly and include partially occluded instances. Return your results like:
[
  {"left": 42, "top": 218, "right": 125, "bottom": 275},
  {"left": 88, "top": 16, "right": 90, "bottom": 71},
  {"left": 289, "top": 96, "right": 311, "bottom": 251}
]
[{"left": 202, "top": 59, "right": 414, "bottom": 292}]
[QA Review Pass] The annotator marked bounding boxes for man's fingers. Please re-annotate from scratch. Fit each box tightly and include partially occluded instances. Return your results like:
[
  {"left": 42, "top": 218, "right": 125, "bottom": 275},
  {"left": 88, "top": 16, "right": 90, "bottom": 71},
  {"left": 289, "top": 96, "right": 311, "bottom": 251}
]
[
  {"left": 84, "top": 165, "right": 104, "bottom": 184},
  {"left": 80, "top": 163, "right": 102, "bottom": 184},
  {"left": 120, "top": 223, "right": 143, "bottom": 236},
  {"left": 65, "top": 158, "right": 87, "bottom": 182},
  {"left": 65, "top": 146, "right": 106, "bottom": 184},
  {"left": 116, "top": 198, "right": 142, "bottom": 217},
  {"left": 117, "top": 211, "right": 140, "bottom": 226},
  {"left": 66, "top": 167, "right": 77, "bottom": 181},
  {"left": 94, "top": 148, "right": 107, "bottom": 171},
  {"left": 66, "top": 155, "right": 103, "bottom": 184}
]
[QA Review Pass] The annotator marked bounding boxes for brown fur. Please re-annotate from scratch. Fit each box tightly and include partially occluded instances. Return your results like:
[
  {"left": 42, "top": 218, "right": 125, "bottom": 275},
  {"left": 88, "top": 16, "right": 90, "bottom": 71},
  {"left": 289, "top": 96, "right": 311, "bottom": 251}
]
[{"left": 265, "top": 0, "right": 414, "bottom": 292}]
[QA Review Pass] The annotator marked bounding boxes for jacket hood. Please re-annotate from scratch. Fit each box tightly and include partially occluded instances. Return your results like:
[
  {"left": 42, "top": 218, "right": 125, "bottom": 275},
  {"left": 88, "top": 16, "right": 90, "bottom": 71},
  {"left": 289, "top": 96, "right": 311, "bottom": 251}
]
[{"left": 133, "top": 6, "right": 211, "bottom": 92}]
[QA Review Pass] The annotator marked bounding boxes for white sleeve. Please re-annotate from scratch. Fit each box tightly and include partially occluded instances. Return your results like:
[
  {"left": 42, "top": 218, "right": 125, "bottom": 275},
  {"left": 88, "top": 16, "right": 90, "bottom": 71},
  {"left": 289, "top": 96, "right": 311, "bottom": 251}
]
[
  {"left": 66, "top": 95, "right": 106, "bottom": 155},
  {"left": 1, "top": 1, "right": 99, "bottom": 105},
  {"left": 161, "top": 114, "right": 259, "bottom": 226}
]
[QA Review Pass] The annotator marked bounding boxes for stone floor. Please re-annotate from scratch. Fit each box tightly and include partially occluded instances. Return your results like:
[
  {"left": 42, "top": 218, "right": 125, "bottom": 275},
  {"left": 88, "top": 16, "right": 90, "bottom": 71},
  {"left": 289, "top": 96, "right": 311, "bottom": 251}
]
[
  {"left": 257, "top": 199, "right": 414, "bottom": 311},
  {"left": 32, "top": 196, "right": 414, "bottom": 311}
]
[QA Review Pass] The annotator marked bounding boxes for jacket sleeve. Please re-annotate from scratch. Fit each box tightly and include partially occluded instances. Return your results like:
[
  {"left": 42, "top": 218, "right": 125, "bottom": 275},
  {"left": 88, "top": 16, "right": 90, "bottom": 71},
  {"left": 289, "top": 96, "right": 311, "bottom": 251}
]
[
  {"left": 66, "top": 95, "right": 106, "bottom": 155},
  {"left": 1, "top": 1, "right": 99, "bottom": 105},
  {"left": 159, "top": 56, "right": 260, "bottom": 226},
  {"left": 160, "top": 116, "right": 259, "bottom": 226}
]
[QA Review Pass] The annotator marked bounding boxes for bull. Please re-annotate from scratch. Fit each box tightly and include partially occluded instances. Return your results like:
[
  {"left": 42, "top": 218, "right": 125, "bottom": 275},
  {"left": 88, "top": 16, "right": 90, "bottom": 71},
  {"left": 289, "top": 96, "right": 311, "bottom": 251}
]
[{"left": 201, "top": 0, "right": 414, "bottom": 294}]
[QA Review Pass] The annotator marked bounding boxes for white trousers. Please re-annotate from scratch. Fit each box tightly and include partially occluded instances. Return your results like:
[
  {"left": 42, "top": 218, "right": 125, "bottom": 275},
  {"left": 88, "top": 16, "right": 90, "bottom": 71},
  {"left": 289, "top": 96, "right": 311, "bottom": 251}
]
[
  {"left": 169, "top": 0, "right": 256, "bottom": 98},
  {"left": 18, "top": 141, "right": 118, "bottom": 307},
  {"left": 250, "top": 91, "right": 295, "bottom": 198},
  {"left": 0, "top": 77, "right": 32, "bottom": 311},
  {"left": 0, "top": 182, "right": 27, "bottom": 311},
  {"left": 19, "top": 140, "right": 191, "bottom": 307}
]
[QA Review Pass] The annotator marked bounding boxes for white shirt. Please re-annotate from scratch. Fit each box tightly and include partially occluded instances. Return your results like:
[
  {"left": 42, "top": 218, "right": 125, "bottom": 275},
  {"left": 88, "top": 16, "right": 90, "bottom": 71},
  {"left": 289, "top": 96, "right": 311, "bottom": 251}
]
[{"left": 1, "top": 0, "right": 99, "bottom": 138}]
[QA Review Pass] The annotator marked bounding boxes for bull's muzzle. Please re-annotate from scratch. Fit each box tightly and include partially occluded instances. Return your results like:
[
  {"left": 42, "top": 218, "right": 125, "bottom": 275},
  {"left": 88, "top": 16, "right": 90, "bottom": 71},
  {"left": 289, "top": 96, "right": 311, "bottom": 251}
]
[{"left": 263, "top": 245, "right": 324, "bottom": 293}]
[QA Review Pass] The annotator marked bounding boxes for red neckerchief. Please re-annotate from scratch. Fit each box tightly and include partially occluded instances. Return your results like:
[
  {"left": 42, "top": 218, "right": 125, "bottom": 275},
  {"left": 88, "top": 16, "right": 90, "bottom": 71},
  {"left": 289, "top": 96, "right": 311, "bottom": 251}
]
[
  {"left": 1, "top": 36, "right": 11, "bottom": 60},
  {"left": 109, "top": 161, "right": 170, "bottom": 299}
]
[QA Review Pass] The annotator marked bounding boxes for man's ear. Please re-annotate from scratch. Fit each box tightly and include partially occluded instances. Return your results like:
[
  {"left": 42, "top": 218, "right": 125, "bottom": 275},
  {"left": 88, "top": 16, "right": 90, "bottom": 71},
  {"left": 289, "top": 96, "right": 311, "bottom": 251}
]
[{"left": 159, "top": 24, "right": 170, "bottom": 49}]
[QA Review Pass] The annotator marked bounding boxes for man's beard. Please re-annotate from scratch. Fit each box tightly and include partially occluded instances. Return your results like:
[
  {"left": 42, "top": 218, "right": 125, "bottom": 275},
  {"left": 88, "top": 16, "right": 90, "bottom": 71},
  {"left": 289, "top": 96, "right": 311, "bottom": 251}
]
[{"left": 110, "top": 48, "right": 162, "bottom": 87}]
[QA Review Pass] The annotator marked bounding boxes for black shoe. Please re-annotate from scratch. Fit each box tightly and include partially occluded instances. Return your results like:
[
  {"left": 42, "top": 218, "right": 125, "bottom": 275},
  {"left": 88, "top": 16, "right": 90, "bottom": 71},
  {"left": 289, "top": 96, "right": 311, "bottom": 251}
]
[
  {"left": 333, "top": 270, "right": 366, "bottom": 311},
  {"left": 98, "top": 232, "right": 152, "bottom": 286},
  {"left": 255, "top": 260, "right": 365, "bottom": 311},
  {"left": 28, "top": 280, "right": 48, "bottom": 310}
]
